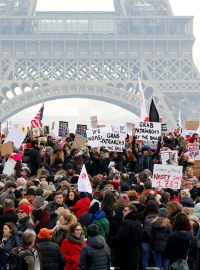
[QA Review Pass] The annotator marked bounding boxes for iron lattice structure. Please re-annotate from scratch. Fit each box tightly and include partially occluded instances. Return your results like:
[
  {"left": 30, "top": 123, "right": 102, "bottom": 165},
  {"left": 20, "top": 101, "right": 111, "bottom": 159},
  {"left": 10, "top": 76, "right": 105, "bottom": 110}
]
[{"left": 0, "top": 0, "right": 200, "bottom": 128}]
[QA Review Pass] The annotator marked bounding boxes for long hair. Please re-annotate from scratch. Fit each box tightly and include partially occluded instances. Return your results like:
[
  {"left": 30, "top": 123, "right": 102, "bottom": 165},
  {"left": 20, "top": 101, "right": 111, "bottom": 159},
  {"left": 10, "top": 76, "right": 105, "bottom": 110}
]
[{"left": 152, "top": 216, "right": 171, "bottom": 228}]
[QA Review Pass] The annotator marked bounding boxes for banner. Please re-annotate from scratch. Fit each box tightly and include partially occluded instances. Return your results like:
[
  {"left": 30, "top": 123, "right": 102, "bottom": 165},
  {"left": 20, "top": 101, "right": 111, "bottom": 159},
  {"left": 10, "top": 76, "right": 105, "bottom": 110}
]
[
  {"left": 135, "top": 122, "right": 161, "bottom": 141},
  {"left": 3, "top": 158, "right": 16, "bottom": 176},
  {"left": 78, "top": 165, "right": 92, "bottom": 194},
  {"left": 76, "top": 124, "right": 87, "bottom": 137},
  {"left": 59, "top": 121, "right": 69, "bottom": 137},
  {"left": 161, "top": 151, "right": 178, "bottom": 166},
  {"left": 4, "top": 127, "right": 27, "bottom": 148},
  {"left": 161, "top": 123, "right": 167, "bottom": 132},
  {"left": 152, "top": 164, "right": 183, "bottom": 189}
]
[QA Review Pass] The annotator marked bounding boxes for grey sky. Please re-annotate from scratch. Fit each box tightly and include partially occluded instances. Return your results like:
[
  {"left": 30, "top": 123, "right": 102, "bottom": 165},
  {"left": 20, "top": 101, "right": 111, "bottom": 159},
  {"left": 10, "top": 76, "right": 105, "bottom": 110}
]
[{"left": 8, "top": 0, "right": 200, "bottom": 130}]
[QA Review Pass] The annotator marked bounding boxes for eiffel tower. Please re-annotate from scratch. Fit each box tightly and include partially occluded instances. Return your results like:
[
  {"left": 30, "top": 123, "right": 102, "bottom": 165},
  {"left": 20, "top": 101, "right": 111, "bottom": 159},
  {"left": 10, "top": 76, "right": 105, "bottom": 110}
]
[{"left": 0, "top": 0, "right": 199, "bottom": 129}]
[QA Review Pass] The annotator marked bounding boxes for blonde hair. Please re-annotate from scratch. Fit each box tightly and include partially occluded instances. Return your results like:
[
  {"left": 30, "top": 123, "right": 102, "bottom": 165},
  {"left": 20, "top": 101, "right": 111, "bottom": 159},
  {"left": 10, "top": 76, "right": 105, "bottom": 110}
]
[
  {"left": 58, "top": 209, "right": 77, "bottom": 230},
  {"left": 152, "top": 216, "right": 171, "bottom": 228},
  {"left": 18, "top": 198, "right": 31, "bottom": 206}
]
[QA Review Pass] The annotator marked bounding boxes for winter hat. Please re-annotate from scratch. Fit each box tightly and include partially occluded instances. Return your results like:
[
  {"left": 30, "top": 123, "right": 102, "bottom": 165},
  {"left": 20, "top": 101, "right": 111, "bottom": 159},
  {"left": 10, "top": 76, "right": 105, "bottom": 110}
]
[
  {"left": 14, "top": 189, "right": 22, "bottom": 200},
  {"left": 180, "top": 189, "right": 191, "bottom": 199},
  {"left": 80, "top": 192, "right": 88, "bottom": 198},
  {"left": 90, "top": 199, "right": 101, "bottom": 208},
  {"left": 158, "top": 208, "right": 170, "bottom": 218},
  {"left": 89, "top": 202, "right": 100, "bottom": 214},
  {"left": 180, "top": 197, "right": 195, "bottom": 208},
  {"left": 26, "top": 188, "right": 36, "bottom": 196},
  {"left": 64, "top": 163, "right": 74, "bottom": 170},
  {"left": 38, "top": 228, "right": 52, "bottom": 239},
  {"left": 16, "top": 177, "right": 27, "bottom": 187},
  {"left": 6, "top": 191, "right": 15, "bottom": 201},
  {"left": 195, "top": 203, "right": 200, "bottom": 219},
  {"left": 32, "top": 196, "right": 45, "bottom": 209},
  {"left": 18, "top": 204, "right": 31, "bottom": 215},
  {"left": 141, "top": 145, "right": 151, "bottom": 152}
]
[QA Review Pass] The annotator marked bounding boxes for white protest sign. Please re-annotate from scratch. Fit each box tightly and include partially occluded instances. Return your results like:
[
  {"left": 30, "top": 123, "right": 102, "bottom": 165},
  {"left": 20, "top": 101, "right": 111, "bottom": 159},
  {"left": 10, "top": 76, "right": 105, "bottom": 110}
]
[
  {"left": 87, "top": 128, "right": 103, "bottom": 148},
  {"left": 161, "top": 151, "right": 178, "bottom": 166},
  {"left": 111, "top": 125, "right": 127, "bottom": 134},
  {"left": 108, "top": 161, "right": 115, "bottom": 168},
  {"left": 135, "top": 122, "right": 161, "bottom": 141},
  {"left": 78, "top": 165, "right": 92, "bottom": 194},
  {"left": 90, "top": 116, "right": 98, "bottom": 129},
  {"left": 101, "top": 132, "right": 126, "bottom": 152},
  {"left": 4, "top": 127, "right": 27, "bottom": 148},
  {"left": 32, "top": 128, "right": 40, "bottom": 137},
  {"left": 3, "top": 158, "right": 17, "bottom": 176},
  {"left": 152, "top": 164, "right": 183, "bottom": 189}
]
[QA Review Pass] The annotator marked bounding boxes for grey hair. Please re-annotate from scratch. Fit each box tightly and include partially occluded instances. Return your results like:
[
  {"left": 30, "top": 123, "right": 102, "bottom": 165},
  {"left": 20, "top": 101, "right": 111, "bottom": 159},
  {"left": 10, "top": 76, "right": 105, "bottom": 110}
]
[{"left": 21, "top": 229, "right": 36, "bottom": 248}]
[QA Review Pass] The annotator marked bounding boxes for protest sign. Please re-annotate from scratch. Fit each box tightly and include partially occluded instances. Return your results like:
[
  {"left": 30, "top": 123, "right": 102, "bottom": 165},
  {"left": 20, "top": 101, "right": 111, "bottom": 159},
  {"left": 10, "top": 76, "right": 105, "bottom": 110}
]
[
  {"left": 161, "top": 123, "right": 167, "bottom": 132},
  {"left": 161, "top": 150, "right": 178, "bottom": 166},
  {"left": 4, "top": 127, "right": 27, "bottom": 148},
  {"left": 111, "top": 125, "right": 127, "bottom": 134},
  {"left": 58, "top": 121, "right": 69, "bottom": 137},
  {"left": 0, "top": 141, "right": 13, "bottom": 156},
  {"left": 193, "top": 159, "right": 200, "bottom": 176},
  {"left": 101, "top": 131, "right": 126, "bottom": 152},
  {"left": 126, "top": 123, "right": 135, "bottom": 135},
  {"left": 152, "top": 164, "right": 183, "bottom": 189},
  {"left": 78, "top": 165, "right": 92, "bottom": 193},
  {"left": 72, "top": 134, "right": 87, "bottom": 149},
  {"left": 32, "top": 128, "right": 40, "bottom": 137},
  {"left": 187, "top": 145, "right": 199, "bottom": 161},
  {"left": 135, "top": 122, "right": 161, "bottom": 141},
  {"left": 76, "top": 124, "right": 87, "bottom": 137},
  {"left": 90, "top": 116, "right": 98, "bottom": 129},
  {"left": 87, "top": 128, "right": 103, "bottom": 148},
  {"left": 185, "top": 121, "right": 199, "bottom": 130},
  {"left": 3, "top": 158, "right": 16, "bottom": 176},
  {"left": 51, "top": 122, "right": 55, "bottom": 130}
]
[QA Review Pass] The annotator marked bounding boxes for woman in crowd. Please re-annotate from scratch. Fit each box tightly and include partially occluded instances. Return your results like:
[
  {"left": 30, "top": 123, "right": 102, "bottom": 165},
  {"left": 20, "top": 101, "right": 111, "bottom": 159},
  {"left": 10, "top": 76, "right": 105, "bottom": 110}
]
[
  {"left": 0, "top": 222, "right": 20, "bottom": 269},
  {"left": 65, "top": 191, "right": 79, "bottom": 208},
  {"left": 165, "top": 212, "right": 198, "bottom": 270},
  {"left": 61, "top": 223, "right": 86, "bottom": 270}
]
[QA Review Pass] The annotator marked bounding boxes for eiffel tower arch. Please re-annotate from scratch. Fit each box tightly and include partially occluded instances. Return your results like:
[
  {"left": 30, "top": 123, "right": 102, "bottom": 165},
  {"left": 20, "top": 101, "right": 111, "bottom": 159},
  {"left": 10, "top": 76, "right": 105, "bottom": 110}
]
[{"left": 0, "top": 0, "right": 200, "bottom": 128}]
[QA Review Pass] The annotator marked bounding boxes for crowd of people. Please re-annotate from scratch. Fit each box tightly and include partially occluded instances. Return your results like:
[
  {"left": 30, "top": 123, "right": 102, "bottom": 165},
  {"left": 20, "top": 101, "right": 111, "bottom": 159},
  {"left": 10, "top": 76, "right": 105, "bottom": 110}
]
[{"left": 0, "top": 131, "right": 200, "bottom": 270}]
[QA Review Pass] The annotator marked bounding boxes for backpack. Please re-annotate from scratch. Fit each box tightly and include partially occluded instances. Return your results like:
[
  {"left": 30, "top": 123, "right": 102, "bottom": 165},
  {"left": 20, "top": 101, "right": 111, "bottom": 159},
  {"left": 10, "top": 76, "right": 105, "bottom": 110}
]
[
  {"left": 169, "top": 240, "right": 191, "bottom": 270},
  {"left": 143, "top": 214, "right": 157, "bottom": 241},
  {"left": 169, "top": 259, "right": 189, "bottom": 270},
  {"left": 5, "top": 248, "right": 34, "bottom": 270}
]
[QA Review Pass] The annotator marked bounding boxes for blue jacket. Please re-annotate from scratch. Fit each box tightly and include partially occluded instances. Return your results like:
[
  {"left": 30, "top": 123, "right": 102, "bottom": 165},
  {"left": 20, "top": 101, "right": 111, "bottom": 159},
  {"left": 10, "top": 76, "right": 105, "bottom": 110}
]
[{"left": 0, "top": 234, "right": 20, "bottom": 267}]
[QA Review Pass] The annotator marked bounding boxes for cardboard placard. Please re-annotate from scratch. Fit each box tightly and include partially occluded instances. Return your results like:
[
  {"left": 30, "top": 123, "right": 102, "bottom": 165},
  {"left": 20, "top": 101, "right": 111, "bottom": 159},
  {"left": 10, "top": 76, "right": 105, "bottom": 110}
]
[
  {"left": 185, "top": 121, "right": 199, "bottom": 130},
  {"left": 161, "top": 151, "right": 178, "bottom": 166},
  {"left": 72, "top": 134, "right": 87, "bottom": 149},
  {"left": 0, "top": 141, "right": 13, "bottom": 156}
]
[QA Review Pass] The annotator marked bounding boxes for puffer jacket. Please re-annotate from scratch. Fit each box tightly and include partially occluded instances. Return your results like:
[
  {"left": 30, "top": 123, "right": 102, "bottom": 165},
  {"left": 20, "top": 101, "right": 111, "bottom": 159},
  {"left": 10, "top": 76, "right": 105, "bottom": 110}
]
[
  {"left": 90, "top": 211, "right": 109, "bottom": 239},
  {"left": 37, "top": 239, "right": 65, "bottom": 270},
  {"left": 78, "top": 235, "right": 110, "bottom": 270},
  {"left": 70, "top": 198, "right": 90, "bottom": 218},
  {"left": 151, "top": 220, "right": 172, "bottom": 252}
]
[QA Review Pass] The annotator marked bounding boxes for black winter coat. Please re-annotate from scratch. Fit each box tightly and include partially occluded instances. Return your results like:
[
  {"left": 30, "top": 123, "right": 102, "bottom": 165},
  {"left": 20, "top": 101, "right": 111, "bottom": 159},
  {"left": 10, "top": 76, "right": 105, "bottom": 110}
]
[
  {"left": 151, "top": 220, "right": 172, "bottom": 252},
  {"left": 37, "top": 239, "right": 65, "bottom": 270},
  {"left": 16, "top": 215, "right": 34, "bottom": 236},
  {"left": 111, "top": 211, "right": 142, "bottom": 268},
  {"left": 164, "top": 230, "right": 198, "bottom": 270},
  {"left": 107, "top": 214, "right": 123, "bottom": 249},
  {"left": 47, "top": 201, "right": 68, "bottom": 229},
  {"left": 78, "top": 235, "right": 110, "bottom": 270}
]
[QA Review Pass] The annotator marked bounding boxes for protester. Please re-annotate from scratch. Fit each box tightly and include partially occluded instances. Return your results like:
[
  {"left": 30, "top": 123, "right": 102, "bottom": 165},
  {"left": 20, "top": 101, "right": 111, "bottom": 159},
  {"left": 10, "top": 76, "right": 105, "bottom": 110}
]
[{"left": 61, "top": 223, "right": 86, "bottom": 270}]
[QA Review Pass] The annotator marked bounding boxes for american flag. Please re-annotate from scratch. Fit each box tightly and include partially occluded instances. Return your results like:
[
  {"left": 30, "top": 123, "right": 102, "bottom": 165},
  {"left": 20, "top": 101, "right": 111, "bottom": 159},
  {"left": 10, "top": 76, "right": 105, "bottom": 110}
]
[{"left": 31, "top": 103, "right": 44, "bottom": 128}]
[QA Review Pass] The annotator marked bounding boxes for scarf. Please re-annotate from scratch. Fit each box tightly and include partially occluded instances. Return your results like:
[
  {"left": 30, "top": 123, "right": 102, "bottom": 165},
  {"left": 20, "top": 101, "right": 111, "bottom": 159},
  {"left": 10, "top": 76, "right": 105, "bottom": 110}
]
[{"left": 68, "top": 233, "right": 85, "bottom": 245}]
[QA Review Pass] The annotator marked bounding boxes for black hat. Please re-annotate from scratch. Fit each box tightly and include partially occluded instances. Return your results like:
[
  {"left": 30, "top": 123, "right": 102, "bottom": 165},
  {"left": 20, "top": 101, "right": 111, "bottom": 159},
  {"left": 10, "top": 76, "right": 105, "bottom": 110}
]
[
  {"left": 89, "top": 202, "right": 100, "bottom": 214},
  {"left": 26, "top": 188, "right": 36, "bottom": 196},
  {"left": 87, "top": 224, "right": 99, "bottom": 237},
  {"left": 64, "top": 163, "right": 74, "bottom": 170}
]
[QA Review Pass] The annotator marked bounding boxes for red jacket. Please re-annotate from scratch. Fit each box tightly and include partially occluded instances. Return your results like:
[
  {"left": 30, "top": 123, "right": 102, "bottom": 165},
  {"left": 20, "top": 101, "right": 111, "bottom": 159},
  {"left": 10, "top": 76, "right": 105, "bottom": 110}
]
[
  {"left": 61, "top": 238, "right": 86, "bottom": 270},
  {"left": 70, "top": 198, "right": 90, "bottom": 218}
]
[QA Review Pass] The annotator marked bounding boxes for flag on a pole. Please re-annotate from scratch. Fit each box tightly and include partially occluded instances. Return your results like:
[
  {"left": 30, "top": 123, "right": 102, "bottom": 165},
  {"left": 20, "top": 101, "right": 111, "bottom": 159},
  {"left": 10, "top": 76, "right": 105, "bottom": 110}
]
[
  {"left": 149, "top": 98, "right": 160, "bottom": 122},
  {"left": 138, "top": 74, "right": 148, "bottom": 121},
  {"left": 78, "top": 165, "right": 92, "bottom": 194},
  {"left": 177, "top": 107, "right": 183, "bottom": 135},
  {"left": 31, "top": 103, "right": 44, "bottom": 128}
]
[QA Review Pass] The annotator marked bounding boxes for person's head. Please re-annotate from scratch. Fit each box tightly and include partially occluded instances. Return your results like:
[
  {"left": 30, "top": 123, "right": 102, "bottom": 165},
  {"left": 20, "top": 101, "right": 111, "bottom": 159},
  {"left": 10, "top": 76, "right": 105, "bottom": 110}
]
[
  {"left": 58, "top": 209, "right": 77, "bottom": 226},
  {"left": 185, "top": 166, "right": 194, "bottom": 177},
  {"left": 18, "top": 205, "right": 31, "bottom": 219},
  {"left": 67, "top": 190, "right": 77, "bottom": 201},
  {"left": 144, "top": 180, "right": 152, "bottom": 190},
  {"left": 87, "top": 224, "right": 99, "bottom": 238},
  {"left": 55, "top": 191, "right": 64, "bottom": 205},
  {"left": 4, "top": 198, "right": 14, "bottom": 209},
  {"left": 40, "top": 148, "right": 46, "bottom": 157},
  {"left": 26, "top": 188, "right": 36, "bottom": 203},
  {"left": 102, "top": 149, "right": 109, "bottom": 158},
  {"left": 123, "top": 204, "right": 137, "bottom": 217},
  {"left": 141, "top": 145, "right": 151, "bottom": 156},
  {"left": 21, "top": 229, "right": 36, "bottom": 249},
  {"left": 21, "top": 168, "right": 31, "bottom": 178},
  {"left": 3, "top": 222, "right": 16, "bottom": 237},
  {"left": 38, "top": 228, "right": 52, "bottom": 239},
  {"left": 144, "top": 200, "right": 159, "bottom": 214},
  {"left": 173, "top": 212, "right": 191, "bottom": 231},
  {"left": 69, "top": 223, "right": 83, "bottom": 238},
  {"left": 128, "top": 190, "right": 138, "bottom": 201},
  {"left": 167, "top": 201, "right": 183, "bottom": 215}
]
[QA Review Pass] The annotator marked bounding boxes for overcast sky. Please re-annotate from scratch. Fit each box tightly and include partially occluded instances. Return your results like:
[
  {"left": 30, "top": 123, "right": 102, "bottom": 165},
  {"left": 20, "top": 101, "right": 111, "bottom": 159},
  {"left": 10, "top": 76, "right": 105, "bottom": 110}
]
[{"left": 8, "top": 0, "right": 200, "bottom": 130}]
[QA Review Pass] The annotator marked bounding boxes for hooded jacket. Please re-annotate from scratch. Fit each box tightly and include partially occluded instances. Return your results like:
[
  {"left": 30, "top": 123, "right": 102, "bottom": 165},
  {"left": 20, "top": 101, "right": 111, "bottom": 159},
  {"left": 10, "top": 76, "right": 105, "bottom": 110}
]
[
  {"left": 70, "top": 198, "right": 90, "bottom": 218},
  {"left": 90, "top": 211, "right": 109, "bottom": 239},
  {"left": 78, "top": 235, "right": 110, "bottom": 270},
  {"left": 164, "top": 230, "right": 198, "bottom": 270}
]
